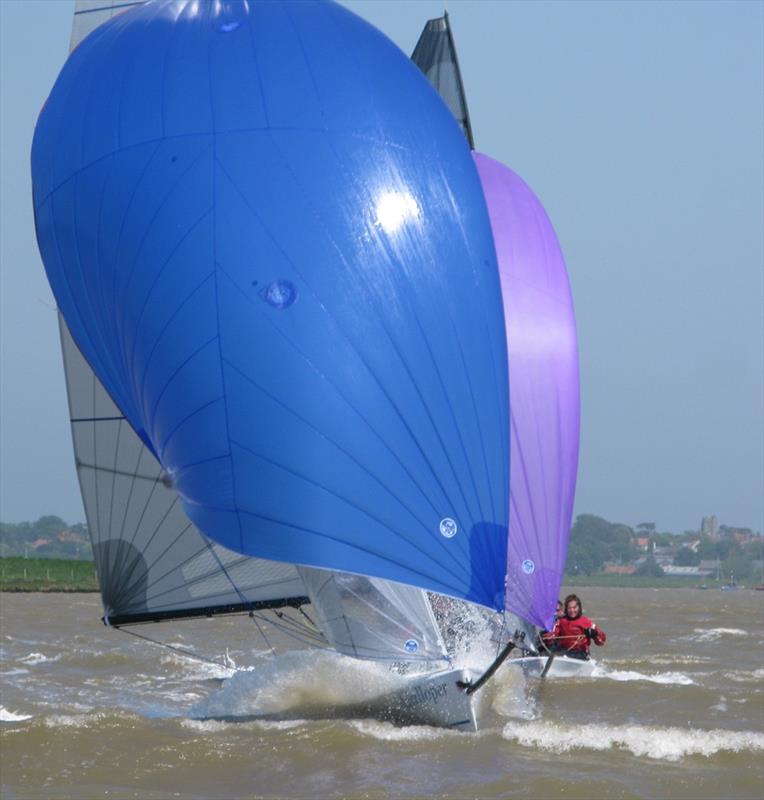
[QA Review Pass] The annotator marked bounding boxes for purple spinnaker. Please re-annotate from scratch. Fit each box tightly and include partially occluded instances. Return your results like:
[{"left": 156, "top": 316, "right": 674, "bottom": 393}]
[{"left": 474, "top": 152, "right": 580, "bottom": 631}]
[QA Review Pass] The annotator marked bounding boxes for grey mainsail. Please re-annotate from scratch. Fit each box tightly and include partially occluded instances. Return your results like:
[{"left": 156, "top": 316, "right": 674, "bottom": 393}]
[{"left": 410, "top": 12, "right": 475, "bottom": 149}]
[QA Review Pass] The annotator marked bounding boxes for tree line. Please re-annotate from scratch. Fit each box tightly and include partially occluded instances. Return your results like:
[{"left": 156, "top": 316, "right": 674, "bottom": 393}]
[
  {"left": 0, "top": 516, "right": 92, "bottom": 560},
  {"left": 565, "top": 514, "right": 763, "bottom": 580}
]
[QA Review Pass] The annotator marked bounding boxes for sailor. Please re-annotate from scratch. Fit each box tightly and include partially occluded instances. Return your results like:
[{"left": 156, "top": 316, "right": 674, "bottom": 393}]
[{"left": 541, "top": 593, "right": 606, "bottom": 660}]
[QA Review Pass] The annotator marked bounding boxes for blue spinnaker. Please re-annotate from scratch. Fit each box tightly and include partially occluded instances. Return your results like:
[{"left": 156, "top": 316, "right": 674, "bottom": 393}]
[{"left": 32, "top": 0, "right": 509, "bottom": 608}]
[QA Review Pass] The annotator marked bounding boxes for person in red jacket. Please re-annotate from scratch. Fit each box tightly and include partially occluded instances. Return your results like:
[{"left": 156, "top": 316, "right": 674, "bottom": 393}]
[{"left": 541, "top": 593, "right": 606, "bottom": 660}]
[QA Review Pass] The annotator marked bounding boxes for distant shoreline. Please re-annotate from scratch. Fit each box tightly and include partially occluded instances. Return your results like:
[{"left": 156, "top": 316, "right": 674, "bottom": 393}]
[{"left": 1, "top": 556, "right": 759, "bottom": 593}]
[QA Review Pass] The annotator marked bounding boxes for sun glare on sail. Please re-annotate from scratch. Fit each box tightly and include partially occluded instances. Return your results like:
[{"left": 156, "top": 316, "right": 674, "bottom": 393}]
[{"left": 375, "top": 191, "right": 421, "bottom": 234}]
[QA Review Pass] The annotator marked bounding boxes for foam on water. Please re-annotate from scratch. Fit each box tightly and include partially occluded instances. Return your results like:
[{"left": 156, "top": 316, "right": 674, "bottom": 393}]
[
  {"left": 0, "top": 706, "right": 33, "bottom": 722},
  {"left": 688, "top": 627, "right": 747, "bottom": 642},
  {"left": 613, "top": 654, "right": 713, "bottom": 667},
  {"left": 350, "top": 719, "right": 452, "bottom": 741},
  {"left": 20, "top": 652, "right": 60, "bottom": 665},
  {"left": 710, "top": 695, "right": 728, "bottom": 712},
  {"left": 190, "top": 650, "right": 409, "bottom": 719},
  {"left": 723, "top": 668, "right": 764, "bottom": 683},
  {"left": 160, "top": 651, "right": 240, "bottom": 681},
  {"left": 591, "top": 665, "right": 695, "bottom": 685},
  {"left": 182, "top": 718, "right": 236, "bottom": 733},
  {"left": 502, "top": 720, "right": 764, "bottom": 761},
  {"left": 43, "top": 713, "right": 93, "bottom": 728}
]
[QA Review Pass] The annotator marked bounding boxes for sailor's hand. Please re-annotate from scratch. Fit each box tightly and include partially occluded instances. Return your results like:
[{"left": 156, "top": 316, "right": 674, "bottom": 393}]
[{"left": 585, "top": 627, "right": 597, "bottom": 638}]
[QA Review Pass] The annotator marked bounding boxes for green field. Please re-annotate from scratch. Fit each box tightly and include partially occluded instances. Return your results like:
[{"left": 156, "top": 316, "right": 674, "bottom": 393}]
[{"left": 0, "top": 557, "right": 99, "bottom": 592}]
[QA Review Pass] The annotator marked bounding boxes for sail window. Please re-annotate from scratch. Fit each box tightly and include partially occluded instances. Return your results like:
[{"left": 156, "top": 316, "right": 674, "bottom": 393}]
[{"left": 263, "top": 280, "right": 297, "bottom": 309}]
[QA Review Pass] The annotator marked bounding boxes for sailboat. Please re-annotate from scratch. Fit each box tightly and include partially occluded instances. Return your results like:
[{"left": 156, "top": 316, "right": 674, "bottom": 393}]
[{"left": 31, "top": 0, "right": 579, "bottom": 730}]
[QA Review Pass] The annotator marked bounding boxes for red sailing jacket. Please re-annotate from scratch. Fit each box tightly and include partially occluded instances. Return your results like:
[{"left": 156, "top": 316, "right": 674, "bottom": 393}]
[{"left": 543, "top": 614, "right": 606, "bottom": 655}]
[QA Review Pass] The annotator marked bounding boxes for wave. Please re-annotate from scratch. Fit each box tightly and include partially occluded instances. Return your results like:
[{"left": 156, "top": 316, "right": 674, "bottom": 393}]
[
  {"left": 502, "top": 720, "right": 764, "bottom": 761},
  {"left": 0, "top": 706, "right": 33, "bottom": 722}
]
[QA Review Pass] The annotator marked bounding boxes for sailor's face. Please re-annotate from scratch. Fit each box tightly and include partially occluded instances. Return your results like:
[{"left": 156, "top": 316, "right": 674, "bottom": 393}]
[{"left": 566, "top": 600, "right": 580, "bottom": 618}]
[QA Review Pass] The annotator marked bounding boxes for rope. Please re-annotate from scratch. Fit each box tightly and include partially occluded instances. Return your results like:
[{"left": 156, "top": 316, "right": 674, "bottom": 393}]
[{"left": 117, "top": 626, "right": 247, "bottom": 672}]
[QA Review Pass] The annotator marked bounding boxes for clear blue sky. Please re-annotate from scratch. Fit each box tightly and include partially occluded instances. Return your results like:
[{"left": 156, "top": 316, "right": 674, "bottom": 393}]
[{"left": 1, "top": 0, "right": 762, "bottom": 534}]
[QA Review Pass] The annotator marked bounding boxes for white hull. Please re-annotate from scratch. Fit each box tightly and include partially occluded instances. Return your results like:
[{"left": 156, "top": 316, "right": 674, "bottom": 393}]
[
  {"left": 512, "top": 655, "right": 596, "bottom": 678},
  {"left": 208, "top": 667, "right": 478, "bottom": 731},
  {"left": 366, "top": 667, "right": 477, "bottom": 731}
]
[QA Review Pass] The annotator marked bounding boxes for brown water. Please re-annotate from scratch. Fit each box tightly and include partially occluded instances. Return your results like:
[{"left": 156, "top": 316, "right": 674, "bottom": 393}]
[{"left": 2, "top": 588, "right": 763, "bottom": 799}]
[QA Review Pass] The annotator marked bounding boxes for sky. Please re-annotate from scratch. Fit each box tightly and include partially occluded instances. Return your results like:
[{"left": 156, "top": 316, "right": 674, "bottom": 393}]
[{"left": 0, "top": 0, "right": 762, "bottom": 535}]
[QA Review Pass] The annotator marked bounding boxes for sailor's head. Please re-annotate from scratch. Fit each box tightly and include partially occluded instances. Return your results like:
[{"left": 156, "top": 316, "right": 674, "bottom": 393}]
[
  {"left": 555, "top": 600, "right": 564, "bottom": 617},
  {"left": 564, "top": 594, "right": 582, "bottom": 619}
]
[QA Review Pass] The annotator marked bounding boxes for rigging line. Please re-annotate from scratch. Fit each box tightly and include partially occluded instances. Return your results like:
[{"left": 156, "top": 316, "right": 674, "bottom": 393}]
[
  {"left": 268, "top": 616, "right": 327, "bottom": 646},
  {"left": 246, "top": 610, "right": 328, "bottom": 649},
  {"left": 200, "top": 532, "right": 252, "bottom": 609},
  {"left": 74, "top": 2, "right": 145, "bottom": 17},
  {"left": 297, "top": 605, "right": 318, "bottom": 630},
  {"left": 248, "top": 610, "right": 276, "bottom": 656},
  {"left": 77, "top": 460, "right": 167, "bottom": 484},
  {"left": 71, "top": 415, "right": 125, "bottom": 422},
  {"left": 196, "top": 531, "right": 276, "bottom": 656},
  {"left": 116, "top": 625, "right": 246, "bottom": 673},
  {"left": 268, "top": 608, "right": 325, "bottom": 641}
]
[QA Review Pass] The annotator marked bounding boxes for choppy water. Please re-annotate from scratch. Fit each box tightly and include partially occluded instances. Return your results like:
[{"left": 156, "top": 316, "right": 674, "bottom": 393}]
[{"left": 2, "top": 587, "right": 763, "bottom": 799}]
